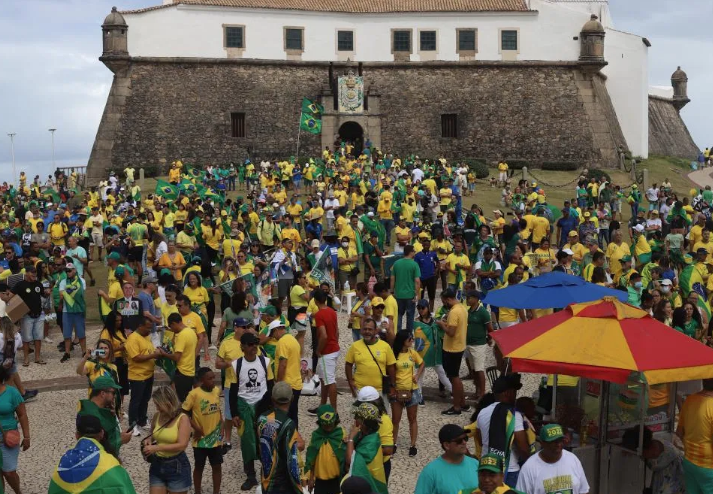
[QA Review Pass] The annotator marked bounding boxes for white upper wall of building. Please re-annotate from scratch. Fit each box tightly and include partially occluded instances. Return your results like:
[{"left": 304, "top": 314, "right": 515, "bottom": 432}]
[{"left": 122, "top": 0, "right": 615, "bottom": 62}]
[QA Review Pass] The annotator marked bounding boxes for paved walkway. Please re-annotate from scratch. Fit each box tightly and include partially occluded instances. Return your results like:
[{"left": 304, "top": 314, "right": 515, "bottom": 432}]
[{"left": 689, "top": 167, "right": 713, "bottom": 188}]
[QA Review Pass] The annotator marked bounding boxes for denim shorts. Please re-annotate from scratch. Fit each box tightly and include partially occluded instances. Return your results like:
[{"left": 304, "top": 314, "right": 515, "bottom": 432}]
[
  {"left": 62, "top": 312, "right": 86, "bottom": 340},
  {"left": 0, "top": 442, "right": 20, "bottom": 472},
  {"left": 391, "top": 388, "right": 422, "bottom": 408},
  {"left": 224, "top": 394, "right": 232, "bottom": 420},
  {"left": 149, "top": 451, "right": 192, "bottom": 491},
  {"left": 21, "top": 314, "right": 45, "bottom": 343}
]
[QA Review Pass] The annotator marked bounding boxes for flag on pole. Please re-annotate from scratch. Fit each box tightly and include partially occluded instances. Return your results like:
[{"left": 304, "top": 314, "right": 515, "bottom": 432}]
[
  {"left": 42, "top": 187, "right": 61, "bottom": 204},
  {"left": 155, "top": 180, "right": 179, "bottom": 201},
  {"left": 300, "top": 113, "right": 322, "bottom": 135},
  {"left": 185, "top": 166, "right": 205, "bottom": 181},
  {"left": 301, "top": 98, "right": 324, "bottom": 117}
]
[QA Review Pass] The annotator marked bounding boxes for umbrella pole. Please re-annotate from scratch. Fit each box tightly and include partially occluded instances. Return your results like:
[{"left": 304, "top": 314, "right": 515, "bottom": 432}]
[{"left": 598, "top": 380, "right": 610, "bottom": 494}]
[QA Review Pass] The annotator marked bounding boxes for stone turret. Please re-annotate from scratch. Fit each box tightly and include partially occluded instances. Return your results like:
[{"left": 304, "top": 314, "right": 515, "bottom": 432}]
[
  {"left": 101, "top": 7, "right": 129, "bottom": 73},
  {"left": 671, "top": 66, "right": 690, "bottom": 111},
  {"left": 579, "top": 15, "right": 607, "bottom": 73}
]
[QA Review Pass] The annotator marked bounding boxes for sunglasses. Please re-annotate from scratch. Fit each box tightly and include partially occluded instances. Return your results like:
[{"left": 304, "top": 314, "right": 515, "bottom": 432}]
[{"left": 449, "top": 436, "right": 468, "bottom": 444}]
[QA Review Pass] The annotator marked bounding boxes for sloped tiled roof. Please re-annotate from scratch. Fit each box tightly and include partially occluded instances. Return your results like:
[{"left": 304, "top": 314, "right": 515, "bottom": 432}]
[{"left": 122, "top": 0, "right": 531, "bottom": 14}]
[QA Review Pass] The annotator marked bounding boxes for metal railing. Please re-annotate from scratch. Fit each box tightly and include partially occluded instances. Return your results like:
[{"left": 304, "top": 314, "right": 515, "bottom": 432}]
[{"left": 57, "top": 166, "right": 87, "bottom": 189}]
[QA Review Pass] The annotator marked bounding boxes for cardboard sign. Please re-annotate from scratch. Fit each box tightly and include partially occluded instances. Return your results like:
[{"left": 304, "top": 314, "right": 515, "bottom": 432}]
[{"left": 5, "top": 296, "right": 29, "bottom": 324}]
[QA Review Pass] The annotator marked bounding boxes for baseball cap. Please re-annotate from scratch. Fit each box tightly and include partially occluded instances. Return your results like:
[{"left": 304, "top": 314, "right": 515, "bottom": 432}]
[
  {"left": 91, "top": 376, "right": 121, "bottom": 391},
  {"left": 65, "top": 262, "right": 76, "bottom": 270},
  {"left": 268, "top": 319, "right": 286, "bottom": 333},
  {"left": 479, "top": 454, "right": 505, "bottom": 473},
  {"left": 316, "top": 404, "right": 338, "bottom": 425},
  {"left": 272, "top": 381, "right": 293, "bottom": 404},
  {"left": 492, "top": 373, "right": 523, "bottom": 394},
  {"left": 353, "top": 402, "right": 381, "bottom": 423},
  {"left": 240, "top": 332, "right": 260, "bottom": 345},
  {"left": 562, "top": 249, "right": 574, "bottom": 256},
  {"left": 583, "top": 212, "right": 591, "bottom": 218},
  {"left": 660, "top": 278, "right": 673, "bottom": 286},
  {"left": 76, "top": 415, "right": 104, "bottom": 436},
  {"left": 356, "top": 386, "right": 380, "bottom": 402},
  {"left": 438, "top": 424, "right": 466, "bottom": 444},
  {"left": 568, "top": 231, "right": 578, "bottom": 237},
  {"left": 371, "top": 297, "right": 385, "bottom": 308},
  {"left": 634, "top": 224, "right": 645, "bottom": 232},
  {"left": 143, "top": 276, "right": 158, "bottom": 284},
  {"left": 233, "top": 317, "right": 251, "bottom": 328},
  {"left": 620, "top": 255, "right": 632, "bottom": 263},
  {"left": 260, "top": 305, "right": 278, "bottom": 317},
  {"left": 697, "top": 248, "right": 709, "bottom": 255},
  {"left": 539, "top": 423, "right": 565, "bottom": 442},
  {"left": 417, "top": 299, "right": 430, "bottom": 309},
  {"left": 311, "top": 239, "right": 321, "bottom": 248},
  {"left": 107, "top": 252, "right": 121, "bottom": 261}
]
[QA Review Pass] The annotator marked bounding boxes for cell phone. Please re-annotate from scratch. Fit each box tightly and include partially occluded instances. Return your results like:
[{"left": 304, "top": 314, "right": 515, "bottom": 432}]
[{"left": 91, "top": 348, "right": 107, "bottom": 358}]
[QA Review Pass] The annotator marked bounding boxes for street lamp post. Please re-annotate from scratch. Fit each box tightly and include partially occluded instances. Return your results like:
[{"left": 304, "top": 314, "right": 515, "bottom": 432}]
[
  {"left": 7, "top": 133, "right": 16, "bottom": 186},
  {"left": 48, "top": 128, "right": 57, "bottom": 170}
]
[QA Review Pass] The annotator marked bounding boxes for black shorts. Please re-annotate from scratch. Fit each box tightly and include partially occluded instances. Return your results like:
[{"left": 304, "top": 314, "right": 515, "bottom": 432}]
[
  {"left": 277, "top": 278, "right": 292, "bottom": 299},
  {"left": 128, "top": 246, "right": 143, "bottom": 262},
  {"left": 193, "top": 447, "right": 223, "bottom": 468},
  {"left": 442, "top": 350, "right": 464, "bottom": 378},
  {"left": 420, "top": 277, "right": 437, "bottom": 300},
  {"left": 173, "top": 370, "right": 194, "bottom": 402}
]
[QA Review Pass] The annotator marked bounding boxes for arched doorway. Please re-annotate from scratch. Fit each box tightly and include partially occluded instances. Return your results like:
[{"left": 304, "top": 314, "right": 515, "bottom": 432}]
[{"left": 338, "top": 121, "right": 364, "bottom": 156}]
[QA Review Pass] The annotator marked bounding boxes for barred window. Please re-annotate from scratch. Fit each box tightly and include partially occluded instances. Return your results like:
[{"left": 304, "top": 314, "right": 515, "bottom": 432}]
[
  {"left": 231, "top": 113, "right": 245, "bottom": 138},
  {"left": 420, "top": 31, "right": 436, "bottom": 51},
  {"left": 285, "top": 28, "right": 303, "bottom": 50},
  {"left": 441, "top": 114, "right": 458, "bottom": 138},
  {"left": 393, "top": 30, "right": 411, "bottom": 52},
  {"left": 225, "top": 26, "right": 244, "bottom": 48},
  {"left": 501, "top": 30, "right": 518, "bottom": 51},
  {"left": 337, "top": 30, "right": 354, "bottom": 51}
]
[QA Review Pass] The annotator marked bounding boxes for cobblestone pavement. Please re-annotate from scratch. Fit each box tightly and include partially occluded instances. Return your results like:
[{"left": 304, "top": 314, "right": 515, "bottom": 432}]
[{"left": 19, "top": 302, "right": 541, "bottom": 494}]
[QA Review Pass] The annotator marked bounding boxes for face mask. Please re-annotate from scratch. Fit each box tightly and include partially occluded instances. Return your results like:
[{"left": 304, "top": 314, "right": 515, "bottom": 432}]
[
  {"left": 342, "top": 242, "right": 349, "bottom": 248},
  {"left": 634, "top": 281, "right": 643, "bottom": 289},
  {"left": 661, "top": 286, "right": 670, "bottom": 294}
]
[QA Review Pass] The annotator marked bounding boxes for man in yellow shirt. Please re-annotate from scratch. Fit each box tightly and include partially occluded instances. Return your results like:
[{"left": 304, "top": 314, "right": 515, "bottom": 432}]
[
  {"left": 177, "top": 294, "right": 210, "bottom": 362},
  {"left": 164, "top": 312, "right": 197, "bottom": 401},
  {"left": 215, "top": 318, "right": 247, "bottom": 449},
  {"left": 270, "top": 320, "right": 304, "bottom": 427},
  {"left": 437, "top": 288, "right": 469, "bottom": 415},
  {"left": 125, "top": 317, "right": 161, "bottom": 430},
  {"left": 563, "top": 231, "right": 587, "bottom": 265},
  {"left": 693, "top": 229, "right": 713, "bottom": 261},
  {"left": 280, "top": 217, "right": 302, "bottom": 247},
  {"left": 530, "top": 209, "right": 550, "bottom": 248},
  {"left": 446, "top": 241, "right": 471, "bottom": 290},
  {"left": 49, "top": 214, "right": 68, "bottom": 248},
  {"left": 690, "top": 215, "right": 706, "bottom": 248},
  {"left": 286, "top": 197, "right": 303, "bottom": 230}
]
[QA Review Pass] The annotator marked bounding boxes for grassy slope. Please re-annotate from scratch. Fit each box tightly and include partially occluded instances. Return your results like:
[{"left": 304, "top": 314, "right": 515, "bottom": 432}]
[{"left": 82, "top": 156, "right": 693, "bottom": 323}]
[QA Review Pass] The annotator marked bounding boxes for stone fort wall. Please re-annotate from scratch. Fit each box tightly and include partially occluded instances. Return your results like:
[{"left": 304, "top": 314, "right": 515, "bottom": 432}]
[
  {"left": 87, "top": 59, "right": 629, "bottom": 182},
  {"left": 648, "top": 96, "right": 699, "bottom": 160}
]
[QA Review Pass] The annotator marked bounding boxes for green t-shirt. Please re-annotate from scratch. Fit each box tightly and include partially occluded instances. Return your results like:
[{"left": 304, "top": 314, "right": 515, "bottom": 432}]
[
  {"left": 391, "top": 258, "right": 421, "bottom": 299},
  {"left": 466, "top": 304, "right": 491, "bottom": 346}
]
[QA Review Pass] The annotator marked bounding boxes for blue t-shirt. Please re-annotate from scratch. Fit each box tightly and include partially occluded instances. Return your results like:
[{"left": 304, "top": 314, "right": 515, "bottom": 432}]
[
  {"left": 414, "top": 250, "right": 438, "bottom": 280},
  {"left": 0, "top": 386, "right": 23, "bottom": 432},
  {"left": 556, "top": 215, "right": 578, "bottom": 246},
  {"left": 137, "top": 291, "right": 157, "bottom": 333},
  {"left": 414, "top": 456, "right": 479, "bottom": 494}
]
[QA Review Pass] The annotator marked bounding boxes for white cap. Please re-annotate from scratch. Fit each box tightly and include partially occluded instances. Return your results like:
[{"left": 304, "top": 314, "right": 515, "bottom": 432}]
[
  {"left": 562, "top": 249, "right": 574, "bottom": 256},
  {"left": 634, "top": 224, "right": 645, "bottom": 232},
  {"left": 65, "top": 262, "right": 76, "bottom": 270},
  {"left": 311, "top": 239, "right": 321, "bottom": 248},
  {"left": 660, "top": 279, "right": 673, "bottom": 286},
  {"left": 267, "top": 319, "right": 285, "bottom": 332},
  {"left": 356, "top": 386, "right": 380, "bottom": 402},
  {"left": 367, "top": 211, "right": 375, "bottom": 217}
]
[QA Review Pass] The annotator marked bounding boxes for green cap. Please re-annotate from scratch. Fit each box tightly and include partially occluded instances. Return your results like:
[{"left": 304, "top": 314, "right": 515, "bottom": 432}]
[
  {"left": 478, "top": 454, "right": 504, "bottom": 473},
  {"left": 107, "top": 252, "right": 121, "bottom": 261},
  {"left": 260, "top": 305, "right": 278, "bottom": 317},
  {"left": 91, "top": 376, "right": 121, "bottom": 391},
  {"left": 539, "top": 424, "right": 565, "bottom": 443},
  {"left": 620, "top": 255, "right": 632, "bottom": 263},
  {"left": 316, "top": 404, "right": 339, "bottom": 425}
]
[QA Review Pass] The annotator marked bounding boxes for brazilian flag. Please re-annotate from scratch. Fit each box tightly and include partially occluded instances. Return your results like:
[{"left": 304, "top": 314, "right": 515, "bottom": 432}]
[
  {"left": 155, "top": 180, "right": 178, "bottom": 201},
  {"left": 178, "top": 178, "right": 197, "bottom": 194},
  {"left": 48, "top": 438, "right": 136, "bottom": 493},
  {"left": 185, "top": 165, "right": 205, "bottom": 181},
  {"left": 42, "top": 187, "right": 60, "bottom": 204},
  {"left": 300, "top": 112, "right": 322, "bottom": 135},
  {"left": 301, "top": 97, "right": 324, "bottom": 117},
  {"left": 346, "top": 432, "right": 388, "bottom": 494}
]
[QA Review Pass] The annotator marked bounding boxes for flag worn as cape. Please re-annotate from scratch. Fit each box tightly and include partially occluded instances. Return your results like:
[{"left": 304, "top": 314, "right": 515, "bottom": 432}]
[
  {"left": 360, "top": 214, "right": 386, "bottom": 249},
  {"left": 48, "top": 438, "right": 136, "bottom": 494},
  {"left": 679, "top": 264, "right": 705, "bottom": 298},
  {"left": 413, "top": 320, "right": 437, "bottom": 367},
  {"left": 348, "top": 432, "right": 388, "bottom": 494},
  {"left": 258, "top": 411, "right": 302, "bottom": 494},
  {"left": 304, "top": 425, "right": 346, "bottom": 475},
  {"left": 155, "top": 180, "right": 178, "bottom": 201}
]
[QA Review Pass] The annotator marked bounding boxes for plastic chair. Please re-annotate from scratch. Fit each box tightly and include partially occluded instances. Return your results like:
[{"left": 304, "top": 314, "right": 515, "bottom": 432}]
[{"left": 486, "top": 366, "right": 500, "bottom": 389}]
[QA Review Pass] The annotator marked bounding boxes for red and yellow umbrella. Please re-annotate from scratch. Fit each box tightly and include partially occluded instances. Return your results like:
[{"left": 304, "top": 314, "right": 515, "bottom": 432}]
[{"left": 492, "top": 297, "right": 713, "bottom": 384}]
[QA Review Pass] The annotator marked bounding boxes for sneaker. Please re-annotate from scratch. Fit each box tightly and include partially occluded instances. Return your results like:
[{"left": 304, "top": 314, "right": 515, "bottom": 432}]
[
  {"left": 241, "top": 478, "right": 258, "bottom": 491},
  {"left": 132, "top": 426, "right": 142, "bottom": 437},
  {"left": 208, "top": 345, "right": 217, "bottom": 351},
  {"left": 462, "top": 404, "right": 472, "bottom": 412},
  {"left": 307, "top": 407, "right": 318, "bottom": 416},
  {"left": 90, "top": 279, "right": 96, "bottom": 287},
  {"left": 408, "top": 446, "right": 418, "bottom": 457},
  {"left": 60, "top": 352, "right": 71, "bottom": 363},
  {"left": 221, "top": 442, "right": 232, "bottom": 455},
  {"left": 441, "top": 407, "right": 462, "bottom": 416},
  {"left": 418, "top": 399, "right": 426, "bottom": 407},
  {"left": 43, "top": 337, "right": 54, "bottom": 344},
  {"left": 23, "top": 390, "right": 38, "bottom": 402}
]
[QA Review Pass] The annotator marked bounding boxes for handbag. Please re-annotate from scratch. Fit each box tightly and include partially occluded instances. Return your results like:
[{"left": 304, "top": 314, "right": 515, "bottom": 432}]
[
  {"left": 0, "top": 421, "right": 21, "bottom": 449},
  {"left": 395, "top": 389, "right": 413, "bottom": 404},
  {"left": 364, "top": 341, "right": 391, "bottom": 393},
  {"left": 141, "top": 412, "right": 181, "bottom": 463}
]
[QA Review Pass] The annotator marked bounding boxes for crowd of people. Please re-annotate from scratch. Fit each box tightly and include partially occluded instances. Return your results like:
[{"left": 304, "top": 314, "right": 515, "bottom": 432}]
[{"left": 0, "top": 148, "right": 710, "bottom": 494}]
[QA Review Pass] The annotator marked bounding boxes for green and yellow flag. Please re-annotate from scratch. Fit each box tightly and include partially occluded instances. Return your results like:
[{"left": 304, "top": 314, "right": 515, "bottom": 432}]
[
  {"left": 48, "top": 438, "right": 136, "bottom": 493},
  {"left": 347, "top": 432, "right": 388, "bottom": 494},
  {"left": 300, "top": 113, "right": 322, "bottom": 135},
  {"left": 42, "top": 187, "right": 61, "bottom": 204},
  {"left": 302, "top": 97, "right": 324, "bottom": 117},
  {"left": 155, "top": 180, "right": 178, "bottom": 201},
  {"left": 185, "top": 165, "right": 205, "bottom": 181}
]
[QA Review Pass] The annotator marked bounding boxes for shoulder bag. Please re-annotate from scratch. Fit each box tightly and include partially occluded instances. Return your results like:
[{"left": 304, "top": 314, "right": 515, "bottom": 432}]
[
  {"left": 363, "top": 341, "right": 391, "bottom": 394},
  {"left": 140, "top": 412, "right": 181, "bottom": 463}
]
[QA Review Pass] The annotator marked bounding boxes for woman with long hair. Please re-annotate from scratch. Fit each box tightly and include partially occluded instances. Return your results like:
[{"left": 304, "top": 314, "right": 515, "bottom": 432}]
[
  {"left": 201, "top": 217, "right": 223, "bottom": 263},
  {"left": 534, "top": 238, "right": 557, "bottom": 274},
  {"left": 390, "top": 331, "right": 424, "bottom": 458},
  {"left": 76, "top": 338, "right": 121, "bottom": 414},
  {"left": 672, "top": 305, "right": 700, "bottom": 339},
  {"left": 0, "top": 365, "right": 30, "bottom": 494},
  {"left": 653, "top": 300, "right": 673, "bottom": 326},
  {"left": 158, "top": 240, "right": 187, "bottom": 283},
  {"left": 218, "top": 291, "right": 252, "bottom": 342},
  {"left": 99, "top": 311, "right": 129, "bottom": 396},
  {"left": 142, "top": 386, "right": 192, "bottom": 494}
]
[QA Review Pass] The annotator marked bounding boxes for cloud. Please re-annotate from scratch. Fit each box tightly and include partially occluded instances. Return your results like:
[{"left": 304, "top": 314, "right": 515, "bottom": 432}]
[{"left": 0, "top": 0, "right": 708, "bottom": 185}]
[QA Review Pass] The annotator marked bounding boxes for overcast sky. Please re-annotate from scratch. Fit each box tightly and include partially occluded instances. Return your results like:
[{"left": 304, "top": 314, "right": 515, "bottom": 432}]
[{"left": 0, "top": 0, "right": 710, "bottom": 182}]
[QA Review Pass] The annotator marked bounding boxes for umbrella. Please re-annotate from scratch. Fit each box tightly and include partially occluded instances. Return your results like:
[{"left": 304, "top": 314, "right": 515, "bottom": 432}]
[
  {"left": 482, "top": 271, "right": 627, "bottom": 309},
  {"left": 492, "top": 297, "right": 713, "bottom": 384}
]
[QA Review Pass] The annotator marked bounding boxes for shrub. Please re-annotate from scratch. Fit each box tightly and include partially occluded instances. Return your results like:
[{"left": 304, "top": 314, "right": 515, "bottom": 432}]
[
  {"left": 542, "top": 162, "right": 580, "bottom": 171},
  {"left": 507, "top": 160, "right": 529, "bottom": 170},
  {"left": 587, "top": 169, "right": 611, "bottom": 182},
  {"left": 458, "top": 158, "right": 489, "bottom": 178}
]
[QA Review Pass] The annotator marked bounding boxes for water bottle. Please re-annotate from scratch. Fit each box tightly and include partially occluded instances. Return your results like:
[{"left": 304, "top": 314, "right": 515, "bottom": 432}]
[{"left": 343, "top": 280, "right": 350, "bottom": 292}]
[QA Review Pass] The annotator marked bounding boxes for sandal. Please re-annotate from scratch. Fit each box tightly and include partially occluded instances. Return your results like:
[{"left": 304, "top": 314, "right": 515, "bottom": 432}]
[
  {"left": 35, "top": 360, "right": 47, "bottom": 365},
  {"left": 22, "top": 361, "right": 30, "bottom": 367}
]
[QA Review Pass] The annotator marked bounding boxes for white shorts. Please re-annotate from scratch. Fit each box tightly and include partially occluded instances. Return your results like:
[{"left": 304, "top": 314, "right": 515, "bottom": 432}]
[
  {"left": 499, "top": 172, "right": 508, "bottom": 182},
  {"left": 465, "top": 344, "right": 487, "bottom": 373},
  {"left": 91, "top": 233, "right": 103, "bottom": 247},
  {"left": 316, "top": 351, "right": 339, "bottom": 385}
]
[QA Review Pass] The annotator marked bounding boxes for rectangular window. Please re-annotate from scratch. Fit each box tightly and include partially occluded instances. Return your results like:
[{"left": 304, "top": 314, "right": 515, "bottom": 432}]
[
  {"left": 458, "top": 29, "right": 476, "bottom": 51},
  {"left": 441, "top": 114, "right": 458, "bottom": 138},
  {"left": 231, "top": 112, "right": 245, "bottom": 138},
  {"left": 285, "top": 28, "right": 303, "bottom": 51},
  {"left": 393, "top": 30, "right": 411, "bottom": 52},
  {"left": 225, "top": 26, "right": 244, "bottom": 48},
  {"left": 420, "top": 31, "right": 436, "bottom": 51},
  {"left": 501, "top": 30, "right": 518, "bottom": 51},
  {"left": 337, "top": 30, "right": 354, "bottom": 51}
]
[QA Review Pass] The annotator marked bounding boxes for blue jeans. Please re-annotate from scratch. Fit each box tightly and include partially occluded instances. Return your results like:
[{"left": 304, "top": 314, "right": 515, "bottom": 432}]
[
  {"left": 381, "top": 219, "right": 395, "bottom": 246},
  {"left": 505, "top": 470, "right": 520, "bottom": 489},
  {"left": 396, "top": 298, "right": 416, "bottom": 333},
  {"left": 128, "top": 377, "right": 154, "bottom": 427}
]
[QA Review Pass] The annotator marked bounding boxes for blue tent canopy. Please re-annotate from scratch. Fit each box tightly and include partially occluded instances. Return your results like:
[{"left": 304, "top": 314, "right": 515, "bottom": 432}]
[{"left": 482, "top": 271, "right": 628, "bottom": 309}]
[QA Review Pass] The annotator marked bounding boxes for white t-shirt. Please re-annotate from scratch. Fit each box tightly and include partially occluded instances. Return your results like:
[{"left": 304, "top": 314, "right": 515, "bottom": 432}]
[
  {"left": 476, "top": 402, "right": 525, "bottom": 472},
  {"left": 475, "top": 260, "right": 503, "bottom": 272},
  {"left": 89, "top": 214, "right": 104, "bottom": 235},
  {"left": 646, "top": 218, "right": 662, "bottom": 231},
  {"left": 0, "top": 332, "right": 22, "bottom": 355},
  {"left": 324, "top": 198, "right": 340, "bottom": 219},
  {"left": 412, "top": 168, "right": 424, "bottom": 182},
  {"left": 646, "top": 187, "right": 659, "bottom": 202},
  {"left": 232, "top": 356, "right": 270, "bottom": 405},
  {"left": 517, "top": 450, "right": 590, "bottom": 494}
]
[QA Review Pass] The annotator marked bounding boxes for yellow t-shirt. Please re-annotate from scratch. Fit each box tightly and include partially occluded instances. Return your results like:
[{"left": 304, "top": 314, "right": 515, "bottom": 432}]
[
  {"left": 345, "top": 339, "right": 396, "bottom": 391},
  {"left": 99, "top": 328, "right": 126, "bottom": 359},
  {"left": 531, "top": 217, "right": 550, "bottom": 244},
  {"left": 290, "top": 285, "right": 308, "bottom": 308},
  {"left": 439, "top": 188, "right": 453, "bottom": 206},
  {"left": 443, "top": 303, "right": 468, "bottom": 353},
  {"left": 383, "top": 295, "right": 398, "bottom": 321},
  {"left": 49, "top": 222, "right": 68, "bottom": 246},
  {"left": 182, "top": 386, "right": 223, "bottom": 448},
  {"left": 312, "top": 439, "right": 343, "bottom": 480},
  {"left": 281, "top": 227, "right": 302, "bottom": 245},
  {"left": 563, "top": 242, "right": 588, "bottom": 263},
  {"left": 160, "top": 302, "right": 179, "bottom": 330},
  {"left": 182, "top": 311, "right": 206, "bottom": 336},
  {"left": 680, "top": 393, "right": 713, "bottom": 467},
  {"left": 125, "top": 332, "right": 155, "bottom": 381},
  {"left": 338, "top": 246, "right": 357, "bottom": 272},
  {"left": 174, "top": 328, "right": 198, "bottom": 376},
  {"left": 287, "top": 204, "right": 303, "bottom": 221},
  {"left": 446, "top": 253, "right": 470, "bottom": 285},
  {"left": 202, "top": 228, "right": 223, "bottom": 250},
  {"left": 222, "top": 239, "right": 242, "bottom": 259},
  {"left": 83, "top": 361, "right": 118, "bottom": 395},
  {"left": 163, "top": 212, "right": 175, "bottom": 228},
  {"left": 394, "top": 226, "right": 411, "bottom": 245},
  {"left": 217, "top": 337, "right": 244, "bottom": 387},
  {"left": 432, "top": 239, "right": 453, "bottom": 261},
  {"left": 184, "top": 286, "right": 210, "bottom": 311},
  {"left": 694, "top": 241, "right": 713, "bottom": 260},
  {"left": 394, "top": 349, "right": 423, "bottom": 391},
  {"left": 238, "top": 261, "right": 255, "bottom": 276},
  {"left": 275, "top": 333, "right": 303, "bottom": 391},
  {"left": 690, "top": 225, "right": 704, "bottom": 247},
  {"left": 379, "top": 414, "right": 395, "bottom": 462}
]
